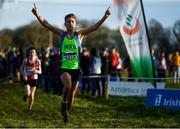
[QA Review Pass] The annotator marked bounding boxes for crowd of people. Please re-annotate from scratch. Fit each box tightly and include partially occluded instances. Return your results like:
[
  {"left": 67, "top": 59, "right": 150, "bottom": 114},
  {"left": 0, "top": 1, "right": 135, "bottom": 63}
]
[
  {"left": 151, "top": 49, "right": 180, "bottom": 83},
  {"left": 0, "top": 46, "right": 121, "bottom": 95},
  {"left": 0, "top": 47, "right": 180, "bottom": 94}
]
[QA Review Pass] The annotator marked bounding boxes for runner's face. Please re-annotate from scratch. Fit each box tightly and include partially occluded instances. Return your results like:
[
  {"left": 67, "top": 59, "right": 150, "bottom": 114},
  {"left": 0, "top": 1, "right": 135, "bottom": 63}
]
[
  {"left": 65, "top": 17, "right": 76, "bottom": 31},
  {"left": 29, "top": 49, "right": 36, "bottom": 58}
]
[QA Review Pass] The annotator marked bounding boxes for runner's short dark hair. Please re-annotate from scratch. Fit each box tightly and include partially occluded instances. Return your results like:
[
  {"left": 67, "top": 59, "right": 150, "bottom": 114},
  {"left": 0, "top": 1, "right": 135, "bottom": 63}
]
[{"left": 65, "top": 13, "right": 77, "bottom": 22}]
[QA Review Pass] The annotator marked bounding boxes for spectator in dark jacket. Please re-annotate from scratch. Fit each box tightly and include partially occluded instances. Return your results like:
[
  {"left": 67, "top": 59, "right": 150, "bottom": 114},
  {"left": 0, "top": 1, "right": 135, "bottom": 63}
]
[
  {"left": 80, "top": 48, "right": 91, "bottom": 95},
  {"left": 100, "top": 48, "right": 110, "bottom": 96}
]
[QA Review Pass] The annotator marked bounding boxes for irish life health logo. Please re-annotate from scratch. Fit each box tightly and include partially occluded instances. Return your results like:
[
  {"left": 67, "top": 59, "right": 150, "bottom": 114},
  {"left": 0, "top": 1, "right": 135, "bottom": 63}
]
[
  {"left": 146, "top": 89, "right": 180, "bottom": 109},
  {"left": 123, "top": 14, "right": 140, "bottom": 36},
  {"left": 154, "top": 94, "right": 162, "bottom": 106},
  {"left": 154, "top": 93, "right": 180, "bottom": 107}
]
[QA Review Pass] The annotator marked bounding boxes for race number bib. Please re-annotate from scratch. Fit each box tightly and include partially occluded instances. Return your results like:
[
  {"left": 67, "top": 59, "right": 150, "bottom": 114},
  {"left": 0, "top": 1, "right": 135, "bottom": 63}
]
[{"left": 64, "top": 52, "right": 77, "bottom": 60}]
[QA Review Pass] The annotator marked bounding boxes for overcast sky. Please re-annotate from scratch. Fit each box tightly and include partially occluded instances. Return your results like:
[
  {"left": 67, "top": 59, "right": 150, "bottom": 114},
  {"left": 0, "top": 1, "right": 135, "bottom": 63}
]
[{"left": 0, "top": 0, "right": 180, "bottom": 30}]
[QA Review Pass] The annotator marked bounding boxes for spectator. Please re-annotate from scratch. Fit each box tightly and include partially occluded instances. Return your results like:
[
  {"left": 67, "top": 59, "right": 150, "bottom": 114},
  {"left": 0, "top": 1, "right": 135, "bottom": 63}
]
[
  {"left": 157, "top": 52, "right": 167, "bottom": 82},
  {"left": 116, "top": 54, "right": 123, "bottom": 81},
  {"left": 41, "top": 50, "right": 50, "bottom": 93},
  {"left": 15, "top": 48, "right": 24, "bottom": 82},
  {"left": 100, "top": 48, "right": 110, "bottom": 96},
  {"left": 49, "top": 48, "right": 59, "bottom": 94},
  {"left": 173, "top": 51, "right": 180, "bottom": 84},
  {"left": 6, "top": 47, "right": 16, "bottom": 83},
  {"left": 110, "top": 48, "right": 120, "bottom": 77},
  {"left": 123, "top": 57, "right": 134, "bottom": 81},
  {"left": 167, "top": 53, "right": 174, "bottom": 78},
  {"left": 54, "top": 49, "right": 63, "bottom": 95},
  {"left": 80, "top": 48, "right": 91, "bottom": 95},
  {"left": 90, "top": 48, "right": 102, "bottom": 96},
  {"left": 151, "top": 48, "right": 158, "bottom": 77},
  {"left": 0, "top": 55, "right": 6, "bottom": 79}
]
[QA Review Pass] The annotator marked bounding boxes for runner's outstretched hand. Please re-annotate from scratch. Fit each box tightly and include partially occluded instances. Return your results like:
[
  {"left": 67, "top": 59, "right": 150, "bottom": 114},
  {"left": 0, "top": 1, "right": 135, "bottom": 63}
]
[
  {"left": 32, "top": 3, "right": 39, "bottom": 16},
  {"left": 104, "top": 7, "right": 111, "bottom": 18}
]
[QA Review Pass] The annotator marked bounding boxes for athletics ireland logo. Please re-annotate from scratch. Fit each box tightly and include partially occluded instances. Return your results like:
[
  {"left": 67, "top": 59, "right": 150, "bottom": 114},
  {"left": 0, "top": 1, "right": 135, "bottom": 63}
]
[{"left": 123, "top": 14, "right": 140, "bottom": 36}]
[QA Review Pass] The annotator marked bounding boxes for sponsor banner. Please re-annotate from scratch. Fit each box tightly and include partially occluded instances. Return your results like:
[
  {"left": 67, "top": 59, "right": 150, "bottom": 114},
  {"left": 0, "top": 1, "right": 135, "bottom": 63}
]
[
  {"left": 114, "top": 0, "right": 155, "bottom": 85},
  {"left": 146, "top": 89, "right": 180, "bottom": 109},
  {"left": 109, "top": 81, "right": 165, "bottom": 96}
]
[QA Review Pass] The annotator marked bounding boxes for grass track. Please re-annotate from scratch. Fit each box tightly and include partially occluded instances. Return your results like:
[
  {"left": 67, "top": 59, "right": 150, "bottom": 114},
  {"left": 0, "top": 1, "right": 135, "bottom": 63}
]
[{"left": 0, "top": 82, "right": 180, "bottom": 128}]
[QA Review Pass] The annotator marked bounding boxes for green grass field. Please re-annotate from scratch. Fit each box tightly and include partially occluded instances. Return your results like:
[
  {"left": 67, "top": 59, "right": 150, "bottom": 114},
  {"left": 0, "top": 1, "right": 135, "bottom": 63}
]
[{"left": 1, "top": 81, "right": 180, "bottom": 128}]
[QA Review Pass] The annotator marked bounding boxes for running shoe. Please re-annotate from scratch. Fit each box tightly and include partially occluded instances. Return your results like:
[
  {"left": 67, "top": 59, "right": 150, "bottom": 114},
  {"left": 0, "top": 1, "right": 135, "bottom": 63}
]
[{"left": 60, "top": 101, "right": 69, "bottom": 123}]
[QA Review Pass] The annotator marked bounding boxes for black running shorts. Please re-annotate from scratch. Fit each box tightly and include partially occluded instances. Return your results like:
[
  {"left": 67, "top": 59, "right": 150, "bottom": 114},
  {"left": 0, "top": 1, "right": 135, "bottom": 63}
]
[
  {"left": 59, "top": 69, "right": 80, "bottom": 81},
  {"left": 24, "top": 80, "right": 38, "bottom": 87}
]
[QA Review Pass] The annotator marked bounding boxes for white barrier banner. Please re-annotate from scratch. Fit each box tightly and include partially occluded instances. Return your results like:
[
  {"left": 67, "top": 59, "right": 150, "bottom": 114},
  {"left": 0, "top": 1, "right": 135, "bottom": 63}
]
[{"left": 109, "top": 81, "right": 165, "bottom": 96}]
